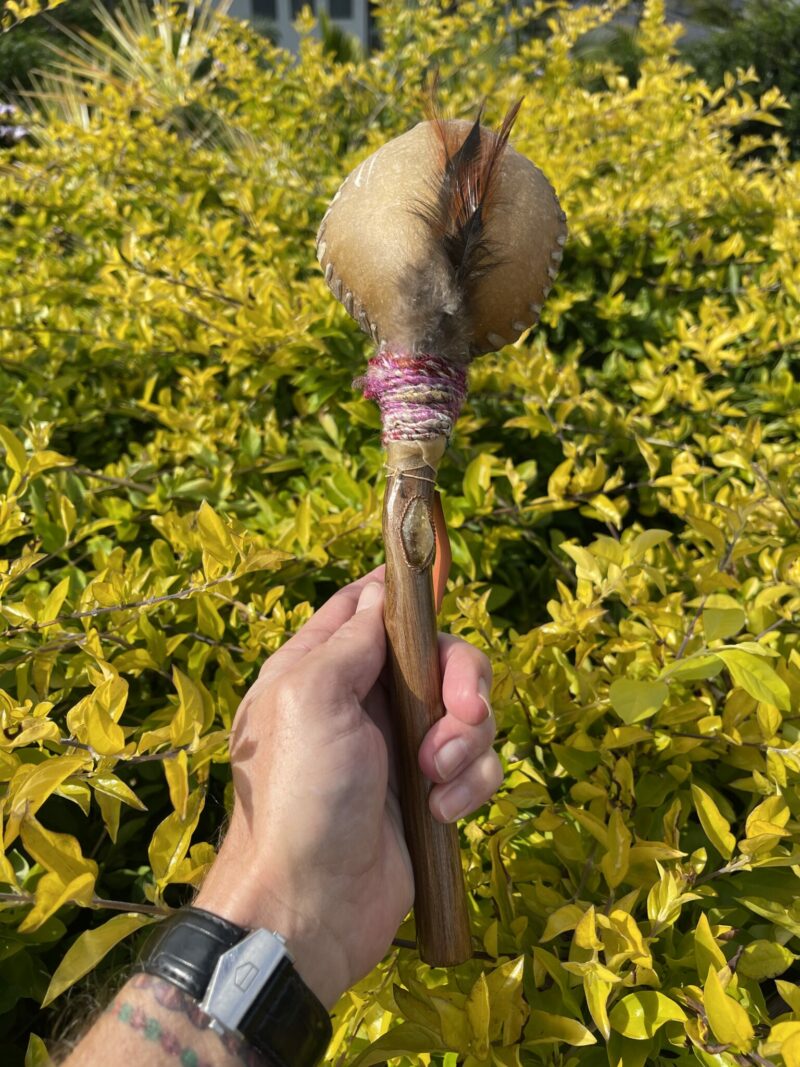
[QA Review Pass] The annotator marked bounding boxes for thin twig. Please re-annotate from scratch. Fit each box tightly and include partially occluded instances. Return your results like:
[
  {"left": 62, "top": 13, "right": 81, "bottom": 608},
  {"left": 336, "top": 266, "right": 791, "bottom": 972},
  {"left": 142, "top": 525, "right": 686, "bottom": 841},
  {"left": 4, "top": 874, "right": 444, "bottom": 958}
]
[
  {"left": 0, "top": 572, "right": 237, "bottom": 638},
  {"left": 0, "top": 891, "right": 167, "bottom": 917}
]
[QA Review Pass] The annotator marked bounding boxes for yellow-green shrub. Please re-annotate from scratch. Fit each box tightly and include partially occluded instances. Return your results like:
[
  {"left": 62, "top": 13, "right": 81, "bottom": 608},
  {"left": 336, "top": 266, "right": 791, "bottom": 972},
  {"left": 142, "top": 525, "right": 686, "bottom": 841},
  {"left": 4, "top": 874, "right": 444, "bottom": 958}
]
[{"left": 1, "top": 2, "right": 799, "bottom": 1064}]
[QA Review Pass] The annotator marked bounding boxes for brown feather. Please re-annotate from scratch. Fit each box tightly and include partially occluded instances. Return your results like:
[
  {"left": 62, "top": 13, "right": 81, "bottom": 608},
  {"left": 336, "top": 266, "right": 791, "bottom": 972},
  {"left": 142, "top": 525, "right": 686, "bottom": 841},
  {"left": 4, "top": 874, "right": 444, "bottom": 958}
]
[
  {"left": 402, "top": 99, "right": 522, "bottom": 360},
  {"left": 426, "top": 98, "right": 522, "bottom": 289}
]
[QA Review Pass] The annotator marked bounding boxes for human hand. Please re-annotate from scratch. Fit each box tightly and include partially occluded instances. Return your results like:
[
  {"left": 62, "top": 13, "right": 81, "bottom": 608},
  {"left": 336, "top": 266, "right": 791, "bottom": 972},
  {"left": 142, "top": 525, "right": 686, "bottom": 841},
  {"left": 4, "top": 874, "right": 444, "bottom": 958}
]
[{"left": 195, "top": 569, "right": 502, "bottom": 1007}]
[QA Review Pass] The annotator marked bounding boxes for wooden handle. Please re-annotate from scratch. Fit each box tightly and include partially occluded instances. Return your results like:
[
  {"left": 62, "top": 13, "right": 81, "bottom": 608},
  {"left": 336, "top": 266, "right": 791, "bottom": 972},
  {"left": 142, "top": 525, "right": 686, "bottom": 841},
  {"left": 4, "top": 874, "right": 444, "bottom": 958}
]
[{"left": 382, "top": 445, "right": 472, "bottom": 967}]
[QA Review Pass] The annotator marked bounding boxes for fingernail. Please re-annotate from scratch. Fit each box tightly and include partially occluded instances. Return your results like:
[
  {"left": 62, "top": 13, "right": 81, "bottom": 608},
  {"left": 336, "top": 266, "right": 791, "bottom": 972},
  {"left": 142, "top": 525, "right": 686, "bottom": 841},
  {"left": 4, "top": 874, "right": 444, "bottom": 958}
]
[
  {"left": 434, "top": 737, "right": 468, "bottom": 780},
  {"left": 477, "top": 676, "right": 493, "bottom": 721},
  {"left": 439, "top": 782, "right": 471, "bottom": 823},
  {"left": 356, "top": 582, "right": 382, "bottom": 612}
]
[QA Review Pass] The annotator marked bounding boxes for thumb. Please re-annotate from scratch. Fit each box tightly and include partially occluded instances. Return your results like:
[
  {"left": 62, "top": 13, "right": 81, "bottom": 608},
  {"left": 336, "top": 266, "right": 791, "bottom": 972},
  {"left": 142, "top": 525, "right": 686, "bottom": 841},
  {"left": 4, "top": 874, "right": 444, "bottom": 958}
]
[{"left": 308, "top": 581, "right": 386, "bottom": 702}]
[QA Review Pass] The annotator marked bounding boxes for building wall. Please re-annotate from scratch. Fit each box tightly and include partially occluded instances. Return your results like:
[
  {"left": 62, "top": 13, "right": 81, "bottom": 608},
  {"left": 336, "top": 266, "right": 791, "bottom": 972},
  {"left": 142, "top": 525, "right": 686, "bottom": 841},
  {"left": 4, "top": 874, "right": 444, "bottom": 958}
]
[{"left": 238, "top": 0, "right": 370, "bottom": 51}]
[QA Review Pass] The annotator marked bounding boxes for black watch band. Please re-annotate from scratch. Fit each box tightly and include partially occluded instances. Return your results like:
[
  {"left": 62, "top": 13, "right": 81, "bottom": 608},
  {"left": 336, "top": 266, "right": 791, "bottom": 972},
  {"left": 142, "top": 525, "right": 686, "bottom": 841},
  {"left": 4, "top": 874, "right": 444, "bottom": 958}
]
[{"left": 138, "top": 907, "right": 332, "bottom": 1067}]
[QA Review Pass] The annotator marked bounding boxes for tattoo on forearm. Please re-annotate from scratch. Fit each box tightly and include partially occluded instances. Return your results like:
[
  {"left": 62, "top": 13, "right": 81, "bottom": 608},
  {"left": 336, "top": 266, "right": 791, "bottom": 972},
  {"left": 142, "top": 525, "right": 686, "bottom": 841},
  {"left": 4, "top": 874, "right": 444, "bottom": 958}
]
[
  {"left": 109, "top": 997, "right": 215, "bottom": 1067},
  {"left": 109, "top": 974, "right": 263, "bottom": 1067}
]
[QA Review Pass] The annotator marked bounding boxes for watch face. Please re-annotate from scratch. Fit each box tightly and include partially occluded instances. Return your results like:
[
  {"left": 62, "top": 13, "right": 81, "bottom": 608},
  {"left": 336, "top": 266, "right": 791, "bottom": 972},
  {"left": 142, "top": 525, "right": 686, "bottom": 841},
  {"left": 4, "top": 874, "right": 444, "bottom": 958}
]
[{"left": 200, "top": 928, "right": 289, "bottom": 1034}]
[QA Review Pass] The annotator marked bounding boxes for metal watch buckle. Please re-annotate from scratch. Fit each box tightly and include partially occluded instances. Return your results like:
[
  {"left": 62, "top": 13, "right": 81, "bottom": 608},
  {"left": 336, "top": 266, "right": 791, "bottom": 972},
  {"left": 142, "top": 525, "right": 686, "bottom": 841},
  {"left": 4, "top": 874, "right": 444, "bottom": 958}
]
[{"left": 199, "top": 928, "right": 291, "bottom": 1037}]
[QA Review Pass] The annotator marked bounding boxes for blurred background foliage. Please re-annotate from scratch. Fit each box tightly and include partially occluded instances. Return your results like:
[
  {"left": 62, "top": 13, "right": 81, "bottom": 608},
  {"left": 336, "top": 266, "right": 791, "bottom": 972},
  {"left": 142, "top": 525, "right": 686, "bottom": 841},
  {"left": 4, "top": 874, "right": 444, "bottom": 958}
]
[{"left": 0, "top": 1, "right": 799, "bottom": 1064}]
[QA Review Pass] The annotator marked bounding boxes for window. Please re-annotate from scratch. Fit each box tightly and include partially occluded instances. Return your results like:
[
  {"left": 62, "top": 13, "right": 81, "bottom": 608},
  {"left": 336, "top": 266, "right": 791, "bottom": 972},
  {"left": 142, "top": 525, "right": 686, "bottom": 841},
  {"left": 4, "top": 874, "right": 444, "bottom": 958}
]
[
  {"left": 252, "top": 0, "right": 276, "bottom": 16},
  {"left": 329, "top": 0, "right": 352, "bottom": 17}
]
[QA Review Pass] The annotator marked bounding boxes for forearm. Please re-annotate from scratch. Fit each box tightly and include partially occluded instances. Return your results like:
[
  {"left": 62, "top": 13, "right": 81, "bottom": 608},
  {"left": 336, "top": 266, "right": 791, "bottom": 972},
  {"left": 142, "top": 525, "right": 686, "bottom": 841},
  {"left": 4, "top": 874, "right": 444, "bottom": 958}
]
[{"left": 62, "top": 973, "right": 263, "bottom": 1067}]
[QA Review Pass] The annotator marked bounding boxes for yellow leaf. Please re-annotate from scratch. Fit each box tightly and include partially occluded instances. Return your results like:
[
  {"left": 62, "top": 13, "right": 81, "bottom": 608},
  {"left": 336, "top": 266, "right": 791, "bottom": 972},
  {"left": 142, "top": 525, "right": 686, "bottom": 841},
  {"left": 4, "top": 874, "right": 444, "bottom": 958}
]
[
  {"left": 783, "top": 1031, "right": 800, "bottom": 1067},
  {"left": 525, "top": 1010, "right": 596, "bottom": 1046},
  {"left": 0, "top": 423, "right": 27, "bottom": 473},
  {"left": 540, "top": 903, "right": 585, "bottom": 942},
  {"left": 20, "top": 816, "right": 97, "bottom": 882},
  {"left": 66, "top": 675, "right": 128, "bottom": 757},
  {"left": 694, "top": 913, "right": 727, "bottom": 978},
  {"left": 465, "top": 973, "right": 490, "bottom": 1059},
  {"left": 197, "top": 500, "right": 236, "bottom": 574},
  {"left": 148, "top": 790, "right": 204, "bottom": 887},
  {"left": 716, "top": 649, "right": 791, "bottom": 711},
  {"left": 776, "top": 981, "right": 800, "bottom": 1014},
  {"left": 95, "top": 792, "right": 121, "bottom": 843},
  {"left": 584, "top": 971, "right": 612, "bottom": 1040},
  {"left": 601, "top": 808, "right": 632, "bottom": 889},
  {"left": 90, "top": 774, "right": 146, "bottom": 811},
  {"left": 485, "top": 956, "right": 527, "bottom": 1046},
  {"left": 609, "top": 679, "right": 669, "bottom": 725},
  {"left": 42, "top": 913, "right": 155, "bottom": 1006},
  {"left": 737, "top": 940, "right": 795, "bottom": 980},
  {"left": 704, "top": 966, "right": 754, "bottom": 1052},
  {"left": 608, "top": 991, "right": 686, "bottom": 1039},
  {"left": 702, "top": 606, "right": 745, "bottom": 642},
  {"left": 574, "top": 905, "right": 603, "bottom": 951},
  {"left": 19, "top": 870, "right": 96, "bottom": 933},
  {"left": 164, "top": 750, "right": 189, "bottom": 819},
  {"left": 691, "top": 784, "right": 736, "bottom": 860},
  {"left": 41, "top": 577, "right": 70, "bottom": 625},
  {"left": 431, "top": 994, "right": 470, "bottom": 1052},
  {"left": 171, "top": 668, "right": 205, "bottom": 746},
  {"left": 24, "top": 1033, "right": 51, "bottom": 1067},
  {"left": 4, "top": 757, "right": 88, "bottom": 848}
]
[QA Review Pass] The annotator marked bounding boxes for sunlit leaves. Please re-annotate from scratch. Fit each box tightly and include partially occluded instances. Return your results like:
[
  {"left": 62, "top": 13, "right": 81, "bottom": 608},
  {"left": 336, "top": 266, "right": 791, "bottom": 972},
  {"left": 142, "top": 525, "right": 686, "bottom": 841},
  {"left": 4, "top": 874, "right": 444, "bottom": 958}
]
[
  {"left": 0, "top": 0, "right": 798, "bottom": 1061},
  {"left": 704, "top": 967, "right": 755, "bottom": 1052},
  {"left": 608, "top": 991, "right": 687, "bottom": 1040}
]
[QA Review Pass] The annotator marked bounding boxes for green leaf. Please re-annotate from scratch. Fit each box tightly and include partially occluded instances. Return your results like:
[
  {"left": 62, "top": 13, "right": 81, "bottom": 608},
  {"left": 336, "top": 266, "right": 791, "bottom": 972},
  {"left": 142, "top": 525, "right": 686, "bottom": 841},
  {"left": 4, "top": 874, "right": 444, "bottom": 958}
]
[
  {"left": 584, "top": 971, "right": 612, "bottom": 1040},
  {"left": 197, "top": 500, "right": 236, "bottom": 571},
  {"left": 661, "top": 654, "right": 724, "bottom": 682},
  {"left": 702, "top": 606, "right": 746, "bottom": 642},
  {"left": 525, "top": 1010, "right": 596, "bottom": 1047},
  {"left": 24, "top": 1034, "right": 51, "bottom": 1067},
  {"left": 739, "top": 897, "right": 800, "bottom": 939},
  {"left": 0, "top": 424, "right": 27, "bottom": 474},
  {"left": 42, "top": 913, "right": 155, "bottom": 1006},
  {"left": 348, "top": 1023, "right": 444, "bottom": 1066},
  {"left": 737, "top": 940, "right": 795, "bottom": 980},
  {"left": 540, "top": 903, "right": 586, "bottom": 942},
  {"left": 608, "top": 991, "right": 687, "bottom": 1039},
  {"left": 609, "top": 679, "right": 669, "bottom": 724},
  {"left": 601, "top": 808, "right": 632, "bottom": 889},
  {"left": 716, "top": 649, "right": 791, "bottom": 710},
  {"left": 694, "top": 913, "right": 727, "bottom": 978},
  {"left": 463, "top": 453, "right": 495, "bottom": 507},
  {"left": 704, "top": 966, "right": 754, "bottom": 1051},
  {"left": 465, "top": 973, "right": 490, "bottom": 1059},
  {"left": 691, "top": 784, "right": 736, "bottom": 860},
  {"left": 485, "top": 956, "right": 527, "bottom": 1046}
]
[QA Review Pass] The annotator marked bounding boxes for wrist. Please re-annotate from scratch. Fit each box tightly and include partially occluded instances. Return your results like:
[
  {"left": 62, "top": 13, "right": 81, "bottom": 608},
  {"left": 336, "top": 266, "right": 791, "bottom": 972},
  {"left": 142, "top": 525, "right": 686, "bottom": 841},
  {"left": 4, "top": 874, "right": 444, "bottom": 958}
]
[{"left": 194, "top": 848, "right": 349, "bottom": 1009}]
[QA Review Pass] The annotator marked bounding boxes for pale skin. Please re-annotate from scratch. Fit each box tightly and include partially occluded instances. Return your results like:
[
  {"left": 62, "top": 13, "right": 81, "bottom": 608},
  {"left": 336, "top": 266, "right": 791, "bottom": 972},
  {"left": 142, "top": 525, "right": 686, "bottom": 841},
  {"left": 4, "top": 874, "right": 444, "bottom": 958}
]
[{"left": 65, "top": 570, "right": 502, "bottom": 1066}]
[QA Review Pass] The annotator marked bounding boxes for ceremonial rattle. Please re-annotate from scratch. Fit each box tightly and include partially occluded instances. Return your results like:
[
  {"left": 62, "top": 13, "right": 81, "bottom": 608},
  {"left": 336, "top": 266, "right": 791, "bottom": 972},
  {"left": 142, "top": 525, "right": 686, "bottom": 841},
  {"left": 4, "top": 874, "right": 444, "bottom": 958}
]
[{"left": 316, "top": 104, "right": 566, "bottom": 966}]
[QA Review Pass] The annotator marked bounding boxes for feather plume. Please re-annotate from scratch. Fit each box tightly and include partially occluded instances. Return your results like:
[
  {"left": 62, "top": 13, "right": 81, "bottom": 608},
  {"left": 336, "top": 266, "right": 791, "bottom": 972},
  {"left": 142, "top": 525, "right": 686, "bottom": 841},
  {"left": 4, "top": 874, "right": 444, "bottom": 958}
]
[
  {"left": 402, "top": 99, "right": 522, "bottom": 361},
  {"left": 428, "top": 99, "right": 522, "bottom": 290}
]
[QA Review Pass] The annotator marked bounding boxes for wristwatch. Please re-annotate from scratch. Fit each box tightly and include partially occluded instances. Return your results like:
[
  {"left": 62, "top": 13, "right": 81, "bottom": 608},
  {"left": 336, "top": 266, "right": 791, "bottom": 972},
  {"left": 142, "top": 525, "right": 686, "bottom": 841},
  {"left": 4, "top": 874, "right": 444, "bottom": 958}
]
[{"left": 138, "top": 906, "right": 332, "bottom": 1067}]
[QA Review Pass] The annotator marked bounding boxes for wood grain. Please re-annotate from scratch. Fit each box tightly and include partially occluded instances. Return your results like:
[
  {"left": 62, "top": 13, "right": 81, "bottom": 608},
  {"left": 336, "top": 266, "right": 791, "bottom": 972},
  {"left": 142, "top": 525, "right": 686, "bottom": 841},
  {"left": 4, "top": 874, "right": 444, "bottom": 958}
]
[{"left": 382, "top": 440, "right": 472, "bottom": 967}]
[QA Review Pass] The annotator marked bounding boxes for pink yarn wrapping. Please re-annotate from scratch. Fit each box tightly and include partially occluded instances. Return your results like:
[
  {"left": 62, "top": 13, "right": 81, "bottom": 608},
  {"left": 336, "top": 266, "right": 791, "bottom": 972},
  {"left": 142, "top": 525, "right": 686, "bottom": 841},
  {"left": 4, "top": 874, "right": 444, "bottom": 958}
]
[{"left": 355, "top": 350, "right": 468, "bottom": 442}]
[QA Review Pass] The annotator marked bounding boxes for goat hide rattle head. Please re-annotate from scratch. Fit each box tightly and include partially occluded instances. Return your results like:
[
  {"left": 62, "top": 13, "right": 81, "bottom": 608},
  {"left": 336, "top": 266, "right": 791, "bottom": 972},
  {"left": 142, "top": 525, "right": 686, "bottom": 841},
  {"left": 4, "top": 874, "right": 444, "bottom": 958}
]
[{"left": 316, "top": 109, "right": 567, "bottom": 364}]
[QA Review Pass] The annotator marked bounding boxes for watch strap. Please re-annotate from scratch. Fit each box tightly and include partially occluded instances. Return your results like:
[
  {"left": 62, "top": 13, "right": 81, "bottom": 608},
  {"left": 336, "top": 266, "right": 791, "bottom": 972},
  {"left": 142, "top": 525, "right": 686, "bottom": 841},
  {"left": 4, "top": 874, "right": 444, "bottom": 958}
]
[
  {"left": 140, "top": 906, "right": 243, "bottom": 1001},
  {"left": 240, "top": 954, "right": 331, "bottom": 1067}
]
